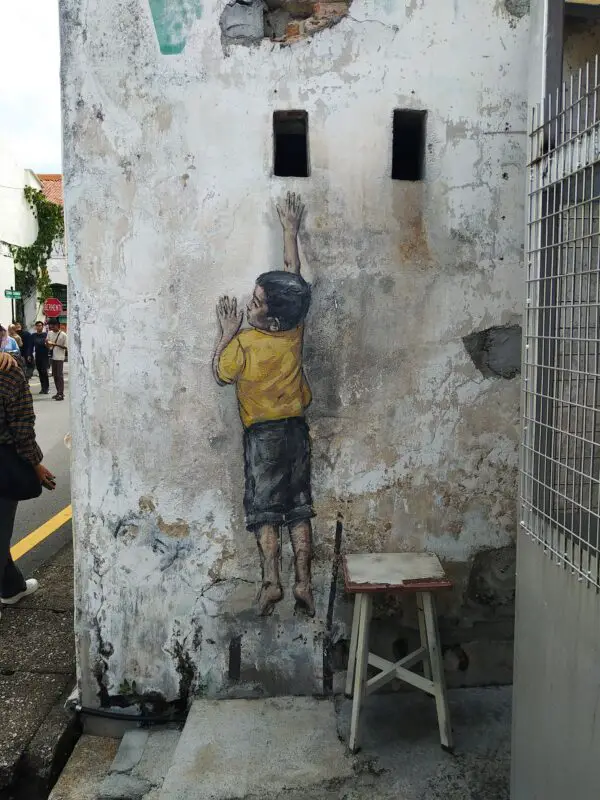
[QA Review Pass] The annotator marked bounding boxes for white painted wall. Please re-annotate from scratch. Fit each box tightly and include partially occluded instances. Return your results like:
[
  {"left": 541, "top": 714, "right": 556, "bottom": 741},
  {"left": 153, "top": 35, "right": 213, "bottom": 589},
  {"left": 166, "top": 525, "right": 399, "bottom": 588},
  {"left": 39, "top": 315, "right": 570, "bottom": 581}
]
[
  {"left": 0, "top": 154, "right": 40, "bottom": 326},
  {"left": 61, "top": 0, "right": 530, "bottom": 708},
  {"left": 0, "top": 145, "right": 40, "bottom": 248}
]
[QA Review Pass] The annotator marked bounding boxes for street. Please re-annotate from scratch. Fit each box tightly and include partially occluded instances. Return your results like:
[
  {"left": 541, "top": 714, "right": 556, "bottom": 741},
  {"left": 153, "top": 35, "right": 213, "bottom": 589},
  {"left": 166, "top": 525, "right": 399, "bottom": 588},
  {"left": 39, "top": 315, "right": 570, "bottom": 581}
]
[{"left": 12, "top": 367, "right": 72, "bottom": 577}]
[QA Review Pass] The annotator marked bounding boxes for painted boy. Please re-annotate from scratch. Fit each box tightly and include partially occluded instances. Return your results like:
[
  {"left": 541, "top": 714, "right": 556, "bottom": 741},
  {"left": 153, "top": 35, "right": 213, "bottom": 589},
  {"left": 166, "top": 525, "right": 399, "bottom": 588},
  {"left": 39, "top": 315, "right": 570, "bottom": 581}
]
[{"left": 212, "top": 193, "right": 315, "bottom": 617}]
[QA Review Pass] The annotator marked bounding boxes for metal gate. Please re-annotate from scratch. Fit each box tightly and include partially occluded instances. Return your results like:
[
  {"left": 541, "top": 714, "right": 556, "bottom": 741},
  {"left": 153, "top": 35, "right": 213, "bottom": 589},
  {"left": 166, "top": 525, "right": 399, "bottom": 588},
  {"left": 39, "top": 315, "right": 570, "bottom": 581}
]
[
  {"left": 513, "top": 56, "right": 600, "bottom": 800},
  {"left": 522, "top": 57, "right": 600, "bottom": 586}
]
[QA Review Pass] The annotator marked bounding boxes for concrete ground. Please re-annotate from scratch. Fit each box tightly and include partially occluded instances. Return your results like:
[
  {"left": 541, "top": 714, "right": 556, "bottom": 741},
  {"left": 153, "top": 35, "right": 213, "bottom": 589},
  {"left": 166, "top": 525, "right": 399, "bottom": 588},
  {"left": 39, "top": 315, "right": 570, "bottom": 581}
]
[
  {"left": 336, "top": 686, "right": 511, "bottom": 800},
  {"left": 0, "top": 545, "right": 77, "bottom": 800},
  {"left": 49, "top": 687, "right": 511, "bottom": 800}
]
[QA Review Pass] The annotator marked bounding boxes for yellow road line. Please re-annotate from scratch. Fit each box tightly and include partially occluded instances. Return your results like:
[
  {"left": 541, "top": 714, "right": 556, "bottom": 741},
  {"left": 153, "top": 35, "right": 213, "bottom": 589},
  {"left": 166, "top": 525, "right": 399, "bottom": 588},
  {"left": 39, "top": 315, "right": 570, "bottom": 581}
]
[{"left": 11, "top": 505, "right": 72, "bottom": 561}]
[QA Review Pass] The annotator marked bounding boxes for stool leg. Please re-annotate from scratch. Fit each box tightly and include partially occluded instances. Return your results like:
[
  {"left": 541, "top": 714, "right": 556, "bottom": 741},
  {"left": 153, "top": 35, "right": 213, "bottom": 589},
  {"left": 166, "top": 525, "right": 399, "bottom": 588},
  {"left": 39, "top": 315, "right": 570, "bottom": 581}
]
[
  {"left": 422, "top": 591, "right": 453, "bottom": 752},
  {"left": 345, "top": 594, "right": 361, "bottom": 697},
  {"left": 416, "top": 592, "right": 431, "bottom": 680},
  {"left": 348, "top": 593, "right": 372, "bottom": 754}
]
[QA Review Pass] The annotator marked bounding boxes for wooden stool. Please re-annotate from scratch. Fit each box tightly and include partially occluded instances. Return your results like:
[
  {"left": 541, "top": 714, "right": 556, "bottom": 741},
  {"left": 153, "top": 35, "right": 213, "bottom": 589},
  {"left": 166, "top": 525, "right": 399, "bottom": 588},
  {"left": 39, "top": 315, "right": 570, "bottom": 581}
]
[{"left": 343, "top": 552, "right": 454, "bottom": 754}]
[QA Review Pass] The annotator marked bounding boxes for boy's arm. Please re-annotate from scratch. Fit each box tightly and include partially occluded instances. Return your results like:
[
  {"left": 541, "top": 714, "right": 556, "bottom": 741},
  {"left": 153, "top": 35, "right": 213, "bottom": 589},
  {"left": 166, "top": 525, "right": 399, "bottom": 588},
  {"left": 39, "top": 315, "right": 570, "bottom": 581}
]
[
  {"left": 277, "top": 192, "right": 305, "bottom": 275},
  {"left": 212, "top": 296, "right": 243, "bottom": 386}
]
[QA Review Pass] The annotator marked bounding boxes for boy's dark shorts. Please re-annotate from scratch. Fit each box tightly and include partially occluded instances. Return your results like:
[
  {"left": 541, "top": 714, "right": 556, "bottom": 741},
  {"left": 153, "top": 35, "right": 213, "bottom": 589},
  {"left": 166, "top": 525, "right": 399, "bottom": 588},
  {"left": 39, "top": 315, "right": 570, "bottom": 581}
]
[{"left": 243, "top": 416, "right": 315, "bottom": 531}]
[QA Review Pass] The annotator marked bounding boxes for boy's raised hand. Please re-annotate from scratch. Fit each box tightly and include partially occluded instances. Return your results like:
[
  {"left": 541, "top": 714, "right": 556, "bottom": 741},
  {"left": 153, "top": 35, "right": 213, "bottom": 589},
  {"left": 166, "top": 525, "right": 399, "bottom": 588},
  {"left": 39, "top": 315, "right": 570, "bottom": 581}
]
[
  {"left": 217, "top": 295, "right": 243, "bottom": 339},
  {"left": 277, "top": 191, "right": 305, "bottom": 234}
]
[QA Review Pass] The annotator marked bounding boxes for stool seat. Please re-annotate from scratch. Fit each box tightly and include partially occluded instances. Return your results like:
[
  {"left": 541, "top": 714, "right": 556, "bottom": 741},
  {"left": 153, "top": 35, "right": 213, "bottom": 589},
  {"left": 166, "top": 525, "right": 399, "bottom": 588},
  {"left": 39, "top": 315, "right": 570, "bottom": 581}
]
[
  {"left": 344, "top": 552, "right": 452, "bottom": 593},
  {"left": 343, "top": 552, "right": 453, "bottom": 754}
]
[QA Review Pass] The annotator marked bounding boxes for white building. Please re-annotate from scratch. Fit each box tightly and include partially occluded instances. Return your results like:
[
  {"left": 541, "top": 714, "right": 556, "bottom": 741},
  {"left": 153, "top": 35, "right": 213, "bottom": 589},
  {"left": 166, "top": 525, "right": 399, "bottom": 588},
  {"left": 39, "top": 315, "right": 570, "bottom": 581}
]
[
  {"left": 0, "top": 141, "right": 39, "bottom": 325},
  {"left": 63, "top": 0, "right": 534, "bottom": 709},
  {"left": 0, "top": 152, "right": 66, "bottom": 328}
]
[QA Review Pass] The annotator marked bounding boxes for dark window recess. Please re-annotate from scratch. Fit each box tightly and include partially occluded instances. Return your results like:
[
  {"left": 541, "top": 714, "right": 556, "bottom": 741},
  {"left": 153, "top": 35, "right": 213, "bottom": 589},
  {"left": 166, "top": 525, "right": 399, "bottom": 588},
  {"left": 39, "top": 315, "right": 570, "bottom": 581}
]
[
  {"left": 392, "top": 109, "right": 427, "bottom": 181},
  {"left": 273, "top": 111, "right": 309, "bottom": 177}
]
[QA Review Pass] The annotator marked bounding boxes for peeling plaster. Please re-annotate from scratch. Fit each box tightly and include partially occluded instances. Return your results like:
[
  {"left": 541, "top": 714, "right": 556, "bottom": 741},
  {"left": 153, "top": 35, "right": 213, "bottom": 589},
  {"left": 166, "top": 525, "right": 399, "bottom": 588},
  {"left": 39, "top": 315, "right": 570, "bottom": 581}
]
[{"left": 147, "top": 0, "right": 203, "bottom": 54}]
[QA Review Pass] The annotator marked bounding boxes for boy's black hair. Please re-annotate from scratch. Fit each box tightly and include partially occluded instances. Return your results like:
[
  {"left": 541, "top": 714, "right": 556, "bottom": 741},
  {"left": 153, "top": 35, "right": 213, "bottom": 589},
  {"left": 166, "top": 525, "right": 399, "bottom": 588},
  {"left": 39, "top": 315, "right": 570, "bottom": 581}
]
[{"left": 256, "top": 270, "right": 311, "bottom": 330}]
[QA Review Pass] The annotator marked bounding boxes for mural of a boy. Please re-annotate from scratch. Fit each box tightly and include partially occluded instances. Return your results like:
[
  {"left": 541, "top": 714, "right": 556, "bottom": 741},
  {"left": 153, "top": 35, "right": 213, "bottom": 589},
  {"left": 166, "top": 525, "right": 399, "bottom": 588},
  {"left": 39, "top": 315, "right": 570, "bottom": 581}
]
[{"left": 212, "top": 193, "right": 315, "bottom": 617}]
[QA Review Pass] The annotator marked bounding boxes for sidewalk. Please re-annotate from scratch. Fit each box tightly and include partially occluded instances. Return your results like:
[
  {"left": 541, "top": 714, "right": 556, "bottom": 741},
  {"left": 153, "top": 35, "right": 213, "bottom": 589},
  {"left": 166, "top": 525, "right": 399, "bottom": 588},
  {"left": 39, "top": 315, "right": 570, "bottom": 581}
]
[{"left": 0, "top": 544, "right": 78, "bottom": 800}]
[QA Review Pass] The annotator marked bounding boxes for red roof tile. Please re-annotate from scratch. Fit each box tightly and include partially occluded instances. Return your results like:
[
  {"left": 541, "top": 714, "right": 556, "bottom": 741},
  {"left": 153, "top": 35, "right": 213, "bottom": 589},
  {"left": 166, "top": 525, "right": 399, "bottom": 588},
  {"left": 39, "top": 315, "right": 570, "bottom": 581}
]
[{"left": 37, "top": 174, "right": 63, "bottom": 206}]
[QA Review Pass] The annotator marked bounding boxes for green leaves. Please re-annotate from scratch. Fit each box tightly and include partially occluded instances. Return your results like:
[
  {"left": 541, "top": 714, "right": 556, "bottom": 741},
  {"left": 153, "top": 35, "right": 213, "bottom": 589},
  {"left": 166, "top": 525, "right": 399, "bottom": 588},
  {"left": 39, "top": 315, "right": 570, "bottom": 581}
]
[{"left": 4, "top": 187, "right": 64, "bottom": 302}]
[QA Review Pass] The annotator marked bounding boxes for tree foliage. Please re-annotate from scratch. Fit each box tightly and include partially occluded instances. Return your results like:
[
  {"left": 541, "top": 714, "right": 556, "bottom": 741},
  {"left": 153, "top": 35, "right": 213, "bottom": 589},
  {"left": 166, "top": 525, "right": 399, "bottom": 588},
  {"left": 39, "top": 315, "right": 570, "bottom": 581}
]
[{"left": 6, "top": 187, "right": 64, "bottom": 301}]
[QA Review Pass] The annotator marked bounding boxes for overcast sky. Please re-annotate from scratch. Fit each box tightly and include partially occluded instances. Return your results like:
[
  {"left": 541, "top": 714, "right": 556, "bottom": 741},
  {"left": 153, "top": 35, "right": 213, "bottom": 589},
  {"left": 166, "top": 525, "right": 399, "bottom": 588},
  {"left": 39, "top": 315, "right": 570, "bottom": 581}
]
[{"left": 0, "top": 1, "right": 62, "bottom": 173}]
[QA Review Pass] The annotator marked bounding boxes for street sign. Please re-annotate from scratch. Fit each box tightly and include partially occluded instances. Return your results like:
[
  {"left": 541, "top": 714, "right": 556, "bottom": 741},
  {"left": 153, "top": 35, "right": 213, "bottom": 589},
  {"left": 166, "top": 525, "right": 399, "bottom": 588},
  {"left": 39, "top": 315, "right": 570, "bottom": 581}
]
[
  {"left": 4, "top": 289, "right": 21, "bottom": 299},
  {"left": 43, "top": 298, "right": 64, "bottom": 317}
]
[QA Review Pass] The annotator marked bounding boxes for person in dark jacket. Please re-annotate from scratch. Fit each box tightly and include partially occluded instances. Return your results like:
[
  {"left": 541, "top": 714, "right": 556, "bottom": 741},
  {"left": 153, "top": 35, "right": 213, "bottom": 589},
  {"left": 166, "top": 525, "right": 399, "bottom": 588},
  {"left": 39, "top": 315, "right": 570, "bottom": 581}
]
[
  {"left": 31, "top": 321, "right": 50, "bottom": 395},
  {"left": 13, "top": 323, "right": 34, "bottom": 381},
  {"left": 0, "top": 352, "right": 55, "bottom": 619}
]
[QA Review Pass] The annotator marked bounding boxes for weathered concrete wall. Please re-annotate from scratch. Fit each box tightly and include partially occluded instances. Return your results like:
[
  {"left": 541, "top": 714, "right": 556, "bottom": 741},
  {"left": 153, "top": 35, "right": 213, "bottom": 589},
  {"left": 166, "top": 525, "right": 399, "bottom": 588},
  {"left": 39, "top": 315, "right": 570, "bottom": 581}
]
[{"left": 61, "top": 0, "right": 528, "bottom": 709}]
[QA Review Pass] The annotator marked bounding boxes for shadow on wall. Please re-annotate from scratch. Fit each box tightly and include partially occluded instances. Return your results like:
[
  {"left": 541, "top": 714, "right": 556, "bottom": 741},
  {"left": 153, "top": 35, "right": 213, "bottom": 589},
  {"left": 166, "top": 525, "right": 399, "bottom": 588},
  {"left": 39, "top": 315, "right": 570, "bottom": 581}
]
[{"left": 463, "top": 324, "right": 522, "bottom": 380}]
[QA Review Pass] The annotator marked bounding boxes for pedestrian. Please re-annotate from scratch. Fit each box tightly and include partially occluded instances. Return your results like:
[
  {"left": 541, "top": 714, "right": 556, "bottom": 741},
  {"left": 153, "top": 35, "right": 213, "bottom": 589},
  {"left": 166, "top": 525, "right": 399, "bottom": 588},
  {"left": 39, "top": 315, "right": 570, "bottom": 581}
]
[
  {"left": 1, "top": 325, "right": 28, "bottom": 375},
  {"left": 0, "top": 351, "right": 55, "bottom": 620},
  {"left": 46, "top": 319, "right": 67, "bottom": 401},
  {"left": 8, "top": 325, "right": 22, "bottom": 350},
  {"left": 32, "top": 321, "right": 50, "bottom": 395},
  {"left": 0, "top": 325, "right": 21, "bottom": 358},
  {"left": 13, "top": 322, "right": 34, "bottom": 381}
]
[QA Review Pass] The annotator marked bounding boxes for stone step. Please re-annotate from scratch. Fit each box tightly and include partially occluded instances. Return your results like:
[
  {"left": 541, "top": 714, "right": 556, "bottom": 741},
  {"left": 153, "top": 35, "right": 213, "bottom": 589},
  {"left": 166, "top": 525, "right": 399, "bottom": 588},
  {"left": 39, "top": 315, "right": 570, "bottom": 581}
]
[
  {"left": 48, "top": 736, "right": 119, "bottom": 800},
  {"left": 96, "top": 728, "right": 180, "bottom": 800},
  {"left": 158, "top": 696, "right": 353, "bottom": 800}
]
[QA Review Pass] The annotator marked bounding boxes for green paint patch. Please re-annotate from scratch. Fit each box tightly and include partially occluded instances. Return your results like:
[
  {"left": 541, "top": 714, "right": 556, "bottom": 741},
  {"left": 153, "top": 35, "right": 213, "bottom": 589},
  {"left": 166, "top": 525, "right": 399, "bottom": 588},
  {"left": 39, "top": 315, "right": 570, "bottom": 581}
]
[{"left": 148, "top": 0, "right": 203, "bottom": 55}]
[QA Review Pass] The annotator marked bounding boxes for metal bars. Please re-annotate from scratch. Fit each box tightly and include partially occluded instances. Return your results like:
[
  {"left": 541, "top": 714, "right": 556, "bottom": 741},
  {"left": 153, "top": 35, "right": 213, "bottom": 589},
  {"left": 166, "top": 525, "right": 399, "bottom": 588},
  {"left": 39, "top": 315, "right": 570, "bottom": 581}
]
[{"left": 521, "top": 57, "right": 600, "bottom": 589}]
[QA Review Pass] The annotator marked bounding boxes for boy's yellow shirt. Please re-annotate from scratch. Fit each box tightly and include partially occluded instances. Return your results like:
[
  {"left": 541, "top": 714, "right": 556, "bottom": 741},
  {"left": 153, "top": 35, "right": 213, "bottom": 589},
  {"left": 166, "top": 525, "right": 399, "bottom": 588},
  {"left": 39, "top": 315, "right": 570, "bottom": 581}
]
[{"left": 217, "top": 325, "right": 312, "bottom": 429}]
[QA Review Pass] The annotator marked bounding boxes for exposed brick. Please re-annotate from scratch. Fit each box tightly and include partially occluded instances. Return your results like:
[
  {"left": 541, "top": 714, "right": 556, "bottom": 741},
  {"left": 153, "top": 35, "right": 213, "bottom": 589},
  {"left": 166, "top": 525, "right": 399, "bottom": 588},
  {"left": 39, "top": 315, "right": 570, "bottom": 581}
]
[
  {"left": 303, "top": 16, "right": 332, "bottom": 34},
  {"left": 313, "top": 2, "right": 348, "bottom": 18},
  {"left": 285, "top": 20, "right": 302, "bottom": 37},
  {"left": 282, "top": 0, "right": 315, "bottom": 16}
]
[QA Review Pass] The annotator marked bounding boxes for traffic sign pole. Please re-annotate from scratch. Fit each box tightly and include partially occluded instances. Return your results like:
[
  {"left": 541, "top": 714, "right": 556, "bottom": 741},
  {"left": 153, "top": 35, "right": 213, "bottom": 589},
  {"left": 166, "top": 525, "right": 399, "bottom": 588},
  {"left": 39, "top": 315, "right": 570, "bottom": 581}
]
[{"left": 3, "top": 288, "right": 22, "bottom": 323}]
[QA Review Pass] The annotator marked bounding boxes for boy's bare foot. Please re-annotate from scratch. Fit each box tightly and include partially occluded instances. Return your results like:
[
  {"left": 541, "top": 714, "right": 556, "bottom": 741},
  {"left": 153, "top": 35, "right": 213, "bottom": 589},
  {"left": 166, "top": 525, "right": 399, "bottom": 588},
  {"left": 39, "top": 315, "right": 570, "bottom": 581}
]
[
  {"left": 293, "top": 582, "right": 315, "bottom": 617},
  {"left": 257, "top": 582, "right": 283, "bottom": 616}
]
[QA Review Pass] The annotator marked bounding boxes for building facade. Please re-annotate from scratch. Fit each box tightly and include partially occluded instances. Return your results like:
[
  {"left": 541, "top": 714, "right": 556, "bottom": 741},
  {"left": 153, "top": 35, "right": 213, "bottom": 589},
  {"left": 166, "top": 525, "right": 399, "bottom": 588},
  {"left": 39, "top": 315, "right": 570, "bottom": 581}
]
[
  {"left": 62, "top": 0, "right": 530, "bottom": 710},
  {"left": 0, "top": 144, "right": 40, "bottom": 326}
]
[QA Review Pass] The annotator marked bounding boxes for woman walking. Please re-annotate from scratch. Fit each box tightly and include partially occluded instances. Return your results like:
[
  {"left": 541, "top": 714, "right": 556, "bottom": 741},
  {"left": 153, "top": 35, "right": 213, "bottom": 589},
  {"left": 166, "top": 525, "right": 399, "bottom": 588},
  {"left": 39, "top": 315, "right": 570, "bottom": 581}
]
[{"left": 0, "top": 351, "right": 55, "bottom": 617}]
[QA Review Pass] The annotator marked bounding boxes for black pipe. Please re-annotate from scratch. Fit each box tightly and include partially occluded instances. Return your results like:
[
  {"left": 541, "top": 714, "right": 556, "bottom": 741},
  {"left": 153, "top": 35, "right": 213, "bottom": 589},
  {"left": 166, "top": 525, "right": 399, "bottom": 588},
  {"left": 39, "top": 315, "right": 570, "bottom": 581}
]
[
  {"left": 322, "top": 513, "right": 344, "bottom": 694},
  {"left": 75, "top": 704, "right": 186, "bottom": 725}
]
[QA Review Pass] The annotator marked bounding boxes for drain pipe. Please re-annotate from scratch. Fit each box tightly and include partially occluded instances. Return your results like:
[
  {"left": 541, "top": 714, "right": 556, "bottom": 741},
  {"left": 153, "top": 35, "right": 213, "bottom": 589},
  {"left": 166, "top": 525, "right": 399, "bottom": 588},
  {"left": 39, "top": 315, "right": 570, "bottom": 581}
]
[{"left": 74, "top": 704, "right": 187, "bottom": 725}]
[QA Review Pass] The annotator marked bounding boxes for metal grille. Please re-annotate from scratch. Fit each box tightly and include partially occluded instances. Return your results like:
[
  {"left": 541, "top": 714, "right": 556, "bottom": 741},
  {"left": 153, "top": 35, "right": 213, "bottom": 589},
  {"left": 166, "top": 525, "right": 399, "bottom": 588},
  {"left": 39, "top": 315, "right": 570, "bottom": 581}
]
[{"left": 521, "top": 57, "right": 600, "bottom": 589}]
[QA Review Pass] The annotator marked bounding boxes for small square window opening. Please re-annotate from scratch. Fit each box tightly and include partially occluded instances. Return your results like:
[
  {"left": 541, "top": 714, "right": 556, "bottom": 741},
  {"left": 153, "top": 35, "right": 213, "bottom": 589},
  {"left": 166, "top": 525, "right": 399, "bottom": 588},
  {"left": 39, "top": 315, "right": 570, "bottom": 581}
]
[
  {"left": 273, "top": 111, "right": 309, "bottom": 178},
  {"left": 392, "top": 110, "right": 427, "bottom": 181}
]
